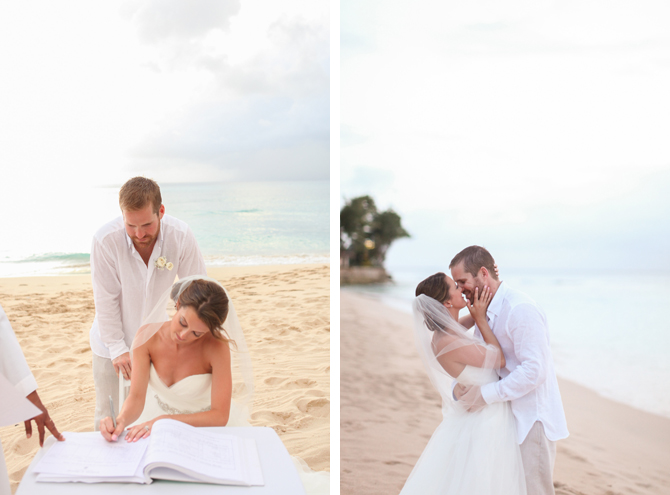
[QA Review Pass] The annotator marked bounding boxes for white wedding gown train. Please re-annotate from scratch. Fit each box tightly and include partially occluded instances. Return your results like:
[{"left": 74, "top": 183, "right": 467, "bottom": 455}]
[{"left": 400, "top": 366, "right": 526, "bottom": 495}]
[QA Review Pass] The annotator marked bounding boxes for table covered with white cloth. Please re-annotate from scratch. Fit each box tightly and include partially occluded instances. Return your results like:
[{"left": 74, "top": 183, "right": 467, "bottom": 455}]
[{"left": 17, "top": 427, "right": 305, "bottom": 495}]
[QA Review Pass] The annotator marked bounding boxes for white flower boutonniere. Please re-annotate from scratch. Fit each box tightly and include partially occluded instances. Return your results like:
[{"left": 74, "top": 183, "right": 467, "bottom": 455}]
[{"left": 155, "top": 256, "right": 173, "bottom": 271}]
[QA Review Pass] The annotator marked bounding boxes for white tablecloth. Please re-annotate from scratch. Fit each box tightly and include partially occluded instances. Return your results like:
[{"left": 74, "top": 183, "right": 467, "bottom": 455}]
[{"left": 17, "top": 427, "right": 305, "bottom": 494}]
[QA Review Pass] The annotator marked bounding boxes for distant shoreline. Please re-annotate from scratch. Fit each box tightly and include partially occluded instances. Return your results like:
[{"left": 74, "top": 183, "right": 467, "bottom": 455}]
[
  {"left": 0, "top": 254, "right": 330, "bottom": 279},
  {"left": 343, "top": 283, "right": 670, "bottom": 421}
]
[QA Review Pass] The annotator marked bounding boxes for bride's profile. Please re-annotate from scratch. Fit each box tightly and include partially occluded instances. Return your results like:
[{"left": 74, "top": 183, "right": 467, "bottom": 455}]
[
  {"left": 99, "top": 275, "right": 328, "bottom": 494},
  {"left": 399, "top": 272, "right": 526, "bottom": 495}
]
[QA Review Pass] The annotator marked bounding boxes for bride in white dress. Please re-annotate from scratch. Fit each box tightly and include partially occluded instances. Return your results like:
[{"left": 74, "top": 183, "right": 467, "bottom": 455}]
[
  {"left": 99, "top": 275, "right": 328, "bottom": 494},
  {"left": 400, "top": 272, "right": 526, "bottom": 495}
]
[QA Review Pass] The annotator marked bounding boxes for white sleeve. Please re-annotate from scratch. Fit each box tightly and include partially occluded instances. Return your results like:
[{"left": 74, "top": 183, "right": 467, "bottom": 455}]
[
  {"left": 480, "top": 304, "right": 549, "bottom": 404},
  {"left": 90, "top": 236, "right": 128, "bottom": 360},
  {"left": 0, "top": 304, "right": 38, "bottom": 397},
  {"left": 177, "top": 227, "right": 207, "bottom": 278}
]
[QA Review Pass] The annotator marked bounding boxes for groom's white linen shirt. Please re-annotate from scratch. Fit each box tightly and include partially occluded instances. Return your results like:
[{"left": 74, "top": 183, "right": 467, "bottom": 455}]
[
  {"left": 89, "top": 214, "right": 207, "bottom": 360},
  {"left": 0, "top": 304, "right": 37, "bottom": 397},
  {"left": 477, "top": 282, "right": 569, "bottom": 444}
]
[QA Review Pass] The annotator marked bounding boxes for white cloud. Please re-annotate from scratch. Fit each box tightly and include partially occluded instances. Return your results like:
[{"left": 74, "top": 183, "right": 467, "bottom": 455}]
[{"left": 0, "top": 0, "right": 328, "bottom": 193}]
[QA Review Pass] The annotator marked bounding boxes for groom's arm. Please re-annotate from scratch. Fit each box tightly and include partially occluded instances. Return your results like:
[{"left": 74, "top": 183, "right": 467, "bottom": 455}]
[
  {"left": 91, "top": 237, "right": 128, "bottom": 360},
  {"left": 480, "top": 304, "right": 550, "bottom": 404}
]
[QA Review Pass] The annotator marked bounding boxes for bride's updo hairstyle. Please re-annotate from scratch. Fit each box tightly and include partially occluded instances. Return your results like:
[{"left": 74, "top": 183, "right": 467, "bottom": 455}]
[
  {"left": 171, "top": 279, "right": 236, "bottom": 347},
  {"left": 415, "top": 272, "right": 450, "bottom": 303},
  {"left": 415, "top": 272, "right": 450, "bottom": 332}
]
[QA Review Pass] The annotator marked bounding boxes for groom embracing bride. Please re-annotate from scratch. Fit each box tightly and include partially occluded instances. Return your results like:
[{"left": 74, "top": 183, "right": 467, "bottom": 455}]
[{"left": 402, "top": 245, "right": 568, "bottom": 495}]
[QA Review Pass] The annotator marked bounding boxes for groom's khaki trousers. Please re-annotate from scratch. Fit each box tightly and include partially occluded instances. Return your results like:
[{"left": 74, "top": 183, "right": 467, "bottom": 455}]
[
  {"left": 520, "top": 421, "right": 557, "bottom": 495},
  {"left": 92, "top": 354, "right": 119, "bottom": 431}
]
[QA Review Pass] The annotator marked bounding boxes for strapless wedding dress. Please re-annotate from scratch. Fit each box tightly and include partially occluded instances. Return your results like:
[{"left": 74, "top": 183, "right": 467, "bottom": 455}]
[
  {"left": 399, "top": 365, "right": 526, "bottom": 495},
  {"left": 134, "top": 364, "right": 329, "bottom": 494},
  {"left": 135, "top": 364, "right": 249, "bottom": 426}
]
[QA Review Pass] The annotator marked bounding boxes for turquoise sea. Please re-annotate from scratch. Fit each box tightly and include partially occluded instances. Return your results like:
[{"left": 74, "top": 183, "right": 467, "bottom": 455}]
[
  {"left": 345, "top": 266, "right": 670, "bottom": 419},
  {"left": 0, "top": 181, "right": 329, "bottom": 277}
]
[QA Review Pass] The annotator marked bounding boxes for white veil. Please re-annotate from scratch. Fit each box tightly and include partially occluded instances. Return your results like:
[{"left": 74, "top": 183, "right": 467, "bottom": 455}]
[
  {"left": 131, "top": 275, "right": 254, "bottom": 417},
  {"left": 412, "top": 294, "right": 501, "bottom": 409}
]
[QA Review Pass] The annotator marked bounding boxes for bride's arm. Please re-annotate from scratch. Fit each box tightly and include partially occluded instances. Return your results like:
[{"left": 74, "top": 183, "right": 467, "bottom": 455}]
[
  {"left": 466, "top": 286, "right": 505, "bottom": 368},
  {"left": 100, "top": 343, "right": 151, "bottom": 441}
]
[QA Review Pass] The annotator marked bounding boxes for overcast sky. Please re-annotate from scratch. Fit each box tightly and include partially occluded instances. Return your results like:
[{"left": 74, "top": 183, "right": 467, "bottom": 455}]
[
  {"left": 0, "top": 0, "right": 329, "bottom": 192},
  {"left": 341, "top": 0, "right": 670, "bottom": 272}
]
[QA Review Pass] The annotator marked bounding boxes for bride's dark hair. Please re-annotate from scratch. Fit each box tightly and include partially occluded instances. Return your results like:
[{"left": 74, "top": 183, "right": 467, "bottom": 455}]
[
  {"left": 415, "top": 273, "right": 450, "bottom": 332},
  {"left": 416, "top": 272, "right": 450, "bottom": 303},
  {"left": 171, "top": 279, "right": 236, "bottom": 347}
]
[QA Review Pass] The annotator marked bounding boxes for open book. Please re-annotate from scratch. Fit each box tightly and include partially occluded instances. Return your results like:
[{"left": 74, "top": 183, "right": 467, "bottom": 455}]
[{"left": 33, "top": 419, "right": 264, "bottom": 486}]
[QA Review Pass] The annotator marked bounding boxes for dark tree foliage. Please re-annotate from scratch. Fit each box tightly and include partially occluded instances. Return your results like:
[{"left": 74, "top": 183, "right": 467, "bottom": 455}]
[{"left": 340, "top": 195, "right": 409, "bottom": 267}]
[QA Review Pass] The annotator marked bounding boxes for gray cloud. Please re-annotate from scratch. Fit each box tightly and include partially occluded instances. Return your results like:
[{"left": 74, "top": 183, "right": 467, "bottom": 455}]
[
  {"left": 128, "top": 93, "right": 329, "bottom": 181},
  {"left": 121, "top": 0, "right": 240, "bottom": 43},
  {"left": 197, "top": 17, "right": 329, "bottom": 98},
  {"left": 123, "top": 6, "right": 329, "bottom": 182}
]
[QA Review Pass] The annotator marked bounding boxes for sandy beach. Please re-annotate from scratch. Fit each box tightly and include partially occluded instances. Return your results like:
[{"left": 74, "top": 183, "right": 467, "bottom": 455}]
[
  {"left": 341, "top": 290, "right": 670, "bottom": 495},
  {"left": 0, "top": 263, "right": 330, "bottom": 493}
]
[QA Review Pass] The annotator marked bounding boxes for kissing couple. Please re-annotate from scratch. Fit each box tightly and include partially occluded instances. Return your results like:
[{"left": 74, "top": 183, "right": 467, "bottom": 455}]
[{"left": 400, "top": 245, "right": 568, "bottom": 495}]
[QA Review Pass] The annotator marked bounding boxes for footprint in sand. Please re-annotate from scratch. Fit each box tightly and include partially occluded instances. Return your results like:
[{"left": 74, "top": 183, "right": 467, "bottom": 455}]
[
  {"left": 296, "top": 398, "right": 329, "bottom": 417},
  {"left": 251, "top": 410, "right": 296, "bottom": 425},
  {"left": 284, "top": 378, "right": 316, "bottom": 389}
]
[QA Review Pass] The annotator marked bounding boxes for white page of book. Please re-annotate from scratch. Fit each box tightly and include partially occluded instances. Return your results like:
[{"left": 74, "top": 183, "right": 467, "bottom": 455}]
[
  {"left": 144, "top": 419, "right": 244, "bottom": 482},
  {"left": 34, "top": 432, "right": 149, "bottom": 478},
  {"left": 0, "top": 373, "right": 41, "bottom": 427}
]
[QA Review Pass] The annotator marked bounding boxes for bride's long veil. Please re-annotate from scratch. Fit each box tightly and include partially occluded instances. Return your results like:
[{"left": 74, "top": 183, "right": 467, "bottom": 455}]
[
  {"left": 412, "top": 294, "right": 501, "bottom": 409},
  {"left": 132, "top": 275, "right": 254, "bottom": 417}
]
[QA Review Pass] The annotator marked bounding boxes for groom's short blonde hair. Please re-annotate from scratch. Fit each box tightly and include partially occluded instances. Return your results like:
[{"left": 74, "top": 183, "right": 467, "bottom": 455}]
[
  {"left": 119, "top": 177, "right": 162, "bottom": 215},
  {"left": 449, "top": 245, "right": 499, "bottom": 281}
]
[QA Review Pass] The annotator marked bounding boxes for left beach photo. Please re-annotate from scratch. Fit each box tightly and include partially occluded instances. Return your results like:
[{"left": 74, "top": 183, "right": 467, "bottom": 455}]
[{"left": 0, "top": 2, "right": 330, "bottom": 495}]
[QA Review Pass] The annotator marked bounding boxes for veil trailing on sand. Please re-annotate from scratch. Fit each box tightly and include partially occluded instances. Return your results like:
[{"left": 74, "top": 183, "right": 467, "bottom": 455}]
[
  {"left": 131, "top": 275, "right": 254, "bottom": 417},
  {"left": 412, "top": 294, "right": 502, "bottom": 408}
]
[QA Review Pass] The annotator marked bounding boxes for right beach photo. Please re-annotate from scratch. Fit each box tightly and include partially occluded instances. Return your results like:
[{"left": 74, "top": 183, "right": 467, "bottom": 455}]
[{"left": 340, "top": 1, "right": 670, "bottom": 494}]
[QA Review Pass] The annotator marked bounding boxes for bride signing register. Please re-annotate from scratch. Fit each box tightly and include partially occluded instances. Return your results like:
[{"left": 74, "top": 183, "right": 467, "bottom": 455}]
[{"left": 86, "top": 177, "right": 327, "bottom": 493}]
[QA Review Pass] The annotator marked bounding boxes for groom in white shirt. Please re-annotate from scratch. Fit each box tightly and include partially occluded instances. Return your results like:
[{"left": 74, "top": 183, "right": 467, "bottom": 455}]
[
  {"left": 450, "top": 245, "right": 568, "bottom": 495},
  {"left": 89, "top": 177, "right": 207, "bottom": 430}
]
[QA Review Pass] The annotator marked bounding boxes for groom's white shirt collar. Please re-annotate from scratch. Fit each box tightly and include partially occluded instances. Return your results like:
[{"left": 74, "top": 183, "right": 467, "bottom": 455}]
[{"left": 486, "top": 281, "right": 507, "bottom": 326}]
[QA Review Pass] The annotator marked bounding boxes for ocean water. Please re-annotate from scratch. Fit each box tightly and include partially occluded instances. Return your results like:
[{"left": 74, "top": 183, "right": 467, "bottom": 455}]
[
  {"left": 0, "top": 181, "right": 329, "bottom": 277},
  {"left": 344, "top": 266, "right": 670, "bottom": 419}
]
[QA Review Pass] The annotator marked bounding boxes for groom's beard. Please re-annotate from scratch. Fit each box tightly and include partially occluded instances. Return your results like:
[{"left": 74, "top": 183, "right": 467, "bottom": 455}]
[{"left": 132, "top": 223, "right": 160, "bottom": 248}]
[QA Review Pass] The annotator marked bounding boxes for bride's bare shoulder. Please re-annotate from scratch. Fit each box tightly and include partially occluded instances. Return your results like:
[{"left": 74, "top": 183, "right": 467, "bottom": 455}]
[{"left": 202, "top": 334, "right": 232, "bottom": 362}]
